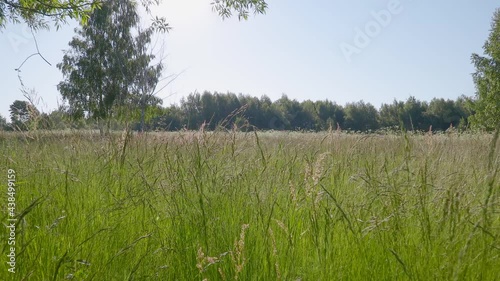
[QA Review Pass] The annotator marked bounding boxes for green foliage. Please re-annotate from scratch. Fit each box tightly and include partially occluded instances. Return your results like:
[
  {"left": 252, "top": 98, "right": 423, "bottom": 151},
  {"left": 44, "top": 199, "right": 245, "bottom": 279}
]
[
  {"left": 4, "top": 94, "right": 474, "bottom": 134},
  {"left": 315, "top": 99, "right": 344, "bottom": 130},
  {"left": 378, "top": 96, "right": 472, "bottom": 132},
  {"left": 143, "top": 91, "right": 476, "bottom": 133},
  {"left": 426, "top": 98, "right": 467, "bottom": 131},
  {"left": 0, "top": 114, "right": 7, "bottom": 130},
  {"left": 57, "top": 0, "right": 163, "bottom": 132},
  {"left": 344, "top": 101, "right": 379, "bottom": 131},
  {"left": 236, "top": 94, "right": 275, "bottom": 129},
  {"left": 9, "top": 99, "right": 39, "bottom": 131},
  {"left": 379, "top": 99, "right": 405, "bottom": 129},
  {"left": 403, "top": 96, "right": 429, "bottom": 130},
  {"left": 470, "top": 8, "right": 500, "bottom": 131},
  {"left": 379, "top": 97, "right": 430, "bottom": 131},
  {"left": 0, "top": 0, "right": 101, "bottom": 29},
  {"left": 212, "top": 0, "right": 268, "bottom": 20},
  {"left": 1, "top": 132, "right": 498, "bottom": 280},
  {"left": 0, "top": 0, "right": 175, "bottom": 31},
  {"left": 272, "top": 94, "right": 305, "bottom": 130},
  {"left": 0, "top": 0, "right": 266, "bottom": 31},
  {"left": 164, "top": 92, "right": 346, "bottom": 132}
]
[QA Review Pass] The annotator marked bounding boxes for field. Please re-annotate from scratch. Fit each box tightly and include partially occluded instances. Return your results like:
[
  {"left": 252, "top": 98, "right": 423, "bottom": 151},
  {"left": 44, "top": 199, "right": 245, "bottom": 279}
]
[{"left": 0, "top": 130, "right": 499, "bottom": 280}]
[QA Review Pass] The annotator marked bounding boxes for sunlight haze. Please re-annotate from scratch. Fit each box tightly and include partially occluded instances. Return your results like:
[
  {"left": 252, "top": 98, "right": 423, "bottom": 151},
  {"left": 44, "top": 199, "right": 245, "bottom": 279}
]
[{"left": 0, "top": 0, "right": 497, "bottom": 118}]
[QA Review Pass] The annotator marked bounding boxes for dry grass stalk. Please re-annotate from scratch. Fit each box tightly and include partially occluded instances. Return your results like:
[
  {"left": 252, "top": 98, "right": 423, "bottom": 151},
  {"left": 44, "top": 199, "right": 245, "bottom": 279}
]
[
  {"left": 231, "top": 224, "right": 250, "bottom": 280},
  {"left": 304, "top": 152, "right": 329, "bottom": 203},
  {"left": 196, "top": 247, "right": 219, "bottom": 274}
]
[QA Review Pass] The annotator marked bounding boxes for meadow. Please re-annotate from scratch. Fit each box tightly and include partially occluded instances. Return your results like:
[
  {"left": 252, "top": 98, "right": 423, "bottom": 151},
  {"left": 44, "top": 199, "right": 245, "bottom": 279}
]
[{"left": 0, "top": 130, "right": 498, "bottom": 280}]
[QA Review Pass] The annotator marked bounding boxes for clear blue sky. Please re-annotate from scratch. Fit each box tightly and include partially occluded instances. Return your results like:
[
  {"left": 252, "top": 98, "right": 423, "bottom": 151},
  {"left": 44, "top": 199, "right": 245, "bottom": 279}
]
[{"left": 0, "top": 0, "right": 498, "bottom": 119}]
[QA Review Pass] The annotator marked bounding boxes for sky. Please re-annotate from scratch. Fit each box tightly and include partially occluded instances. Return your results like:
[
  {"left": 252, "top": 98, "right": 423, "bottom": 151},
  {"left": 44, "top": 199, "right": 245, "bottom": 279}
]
[{"left": 0, "top": 0, "right": 498, "bottom": 119}]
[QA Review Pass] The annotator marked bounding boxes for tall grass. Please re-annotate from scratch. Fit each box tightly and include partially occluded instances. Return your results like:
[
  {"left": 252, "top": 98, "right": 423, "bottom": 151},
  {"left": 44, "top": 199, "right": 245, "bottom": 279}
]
[{"left": 0, "top": 130, "right": 498, "bottom": 280}]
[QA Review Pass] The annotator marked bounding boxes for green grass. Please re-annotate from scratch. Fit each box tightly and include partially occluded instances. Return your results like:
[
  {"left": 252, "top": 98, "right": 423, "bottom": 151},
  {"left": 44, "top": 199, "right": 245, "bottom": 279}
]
[{"left": 0, "top": 130, "right": 499, "bottom": 280}]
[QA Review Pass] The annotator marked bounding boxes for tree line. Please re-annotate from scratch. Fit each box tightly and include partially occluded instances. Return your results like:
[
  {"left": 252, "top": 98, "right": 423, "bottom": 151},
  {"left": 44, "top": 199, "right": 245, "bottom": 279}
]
[
  {"left": 1, "top": 92, "right": 475, "bottom": 133},
  {"left": 125, "top": 92, "right": 476, "bottom": 132}
]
